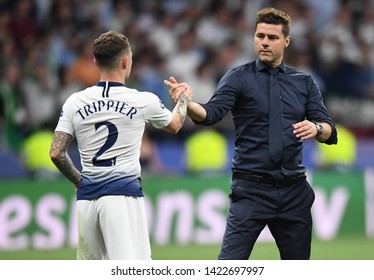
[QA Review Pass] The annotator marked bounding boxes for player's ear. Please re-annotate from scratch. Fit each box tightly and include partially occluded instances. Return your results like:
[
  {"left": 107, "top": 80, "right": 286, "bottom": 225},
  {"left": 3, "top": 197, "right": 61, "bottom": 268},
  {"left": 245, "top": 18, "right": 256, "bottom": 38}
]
[
  {"left": 121, "top": 55, "right": 129, "bottom": 69},
  {"left": 284, "top": 35, "right": 291, "bottom": 48}
]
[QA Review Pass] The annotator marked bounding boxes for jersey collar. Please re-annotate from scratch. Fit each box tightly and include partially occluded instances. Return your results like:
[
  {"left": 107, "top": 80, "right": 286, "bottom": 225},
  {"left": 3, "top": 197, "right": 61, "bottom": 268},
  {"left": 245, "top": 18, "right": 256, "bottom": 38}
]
[{"left": 96, "top": 81, "right": 125, "bottom": 87}]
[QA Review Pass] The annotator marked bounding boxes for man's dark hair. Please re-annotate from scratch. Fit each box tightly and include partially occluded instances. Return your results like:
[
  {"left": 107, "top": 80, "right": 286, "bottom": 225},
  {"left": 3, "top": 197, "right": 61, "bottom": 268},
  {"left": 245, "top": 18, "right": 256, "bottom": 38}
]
[{"left": 256, "top": 7, "right": 292, "bottom": 37}]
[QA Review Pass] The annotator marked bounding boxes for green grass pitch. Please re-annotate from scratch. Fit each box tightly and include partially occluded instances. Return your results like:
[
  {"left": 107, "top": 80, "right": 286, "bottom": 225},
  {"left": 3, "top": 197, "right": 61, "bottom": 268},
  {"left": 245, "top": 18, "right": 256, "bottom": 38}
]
[{"left": 0, "top": 236, "right": 373, "bottom": 260}]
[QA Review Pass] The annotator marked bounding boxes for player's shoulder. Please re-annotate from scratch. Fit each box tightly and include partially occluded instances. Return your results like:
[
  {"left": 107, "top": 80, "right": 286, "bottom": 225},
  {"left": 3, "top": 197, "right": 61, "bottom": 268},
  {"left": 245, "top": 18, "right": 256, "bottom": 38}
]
[
  {"left": 63, "top": 88, "right": 87, "bottom": 103},
  {"left": 229, "top": 61, "right": 254, "bottom": 75},
  {"left": 125, "top": 87, "right": 159, "bottom": 102},
  {"left": 220, "top": 61, "right": 254, "bottom": 83},
  {"left": 66, "top": 84, "right": 112, "bottom": 100},
  {"left": 284, "top": 65, "right": 311, "bottom": 78},
  {"left": 283, "top": 65, "right": 317, "bottom": 87},
  {"left": 61, "top": 85, "right": 101, "bottom": 110}
]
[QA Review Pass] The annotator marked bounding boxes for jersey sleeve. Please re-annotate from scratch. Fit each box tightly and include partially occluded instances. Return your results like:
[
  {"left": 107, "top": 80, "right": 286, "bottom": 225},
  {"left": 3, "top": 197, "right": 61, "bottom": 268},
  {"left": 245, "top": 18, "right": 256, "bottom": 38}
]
[
  {"left": 54, "top": 95, "right": 75, "bottom": 137},
  {"left": 142, "top": 92, "right": 172, "bottom": 129}
]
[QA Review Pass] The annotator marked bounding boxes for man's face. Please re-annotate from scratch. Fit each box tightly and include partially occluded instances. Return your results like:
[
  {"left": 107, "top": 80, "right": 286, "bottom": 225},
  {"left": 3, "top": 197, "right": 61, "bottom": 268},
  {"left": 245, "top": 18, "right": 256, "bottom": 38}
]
[{"left": 254, "top": 23, "right": 290, "bottom": 67}]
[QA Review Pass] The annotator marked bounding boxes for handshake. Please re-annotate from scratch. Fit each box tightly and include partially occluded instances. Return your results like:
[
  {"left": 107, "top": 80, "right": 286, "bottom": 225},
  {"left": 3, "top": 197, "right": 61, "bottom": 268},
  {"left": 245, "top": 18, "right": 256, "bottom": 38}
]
[
  {"left": 164, "top": 76, "right": 206, "bottom": 122},
  {"left": 164, "top": 76, "right": 193, "bottom": 105}
]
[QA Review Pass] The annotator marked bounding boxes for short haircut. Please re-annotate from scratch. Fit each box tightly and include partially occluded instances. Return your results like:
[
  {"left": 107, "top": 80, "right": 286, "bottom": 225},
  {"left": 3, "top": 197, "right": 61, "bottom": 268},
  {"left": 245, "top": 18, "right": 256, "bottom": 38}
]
[
  {"left": 93, "top": 31, "right": 131, "bottom": 69},
  {"left": 255, "top": 7, "right": 292, "bottom": 37}
]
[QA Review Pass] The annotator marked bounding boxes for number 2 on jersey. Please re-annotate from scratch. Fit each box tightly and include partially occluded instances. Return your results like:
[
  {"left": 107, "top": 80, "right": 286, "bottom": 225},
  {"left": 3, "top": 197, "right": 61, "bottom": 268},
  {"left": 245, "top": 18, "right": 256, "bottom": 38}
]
[{"left": 92, "top": 121, "right": 118, "bottom": 166}]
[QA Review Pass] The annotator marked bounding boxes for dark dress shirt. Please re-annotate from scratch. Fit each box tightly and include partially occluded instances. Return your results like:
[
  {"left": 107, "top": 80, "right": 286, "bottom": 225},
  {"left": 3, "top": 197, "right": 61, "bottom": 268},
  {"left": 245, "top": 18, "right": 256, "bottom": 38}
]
[{"left": 196, "top": 59, "right": 338, "bottom": 179}]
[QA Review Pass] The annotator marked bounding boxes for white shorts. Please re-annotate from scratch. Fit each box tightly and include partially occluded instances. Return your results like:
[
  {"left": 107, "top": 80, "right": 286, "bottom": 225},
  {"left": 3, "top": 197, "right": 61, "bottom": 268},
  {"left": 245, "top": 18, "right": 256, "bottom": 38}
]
[{"left": 76, "top": 195, "right": 152, "bottom": 260}]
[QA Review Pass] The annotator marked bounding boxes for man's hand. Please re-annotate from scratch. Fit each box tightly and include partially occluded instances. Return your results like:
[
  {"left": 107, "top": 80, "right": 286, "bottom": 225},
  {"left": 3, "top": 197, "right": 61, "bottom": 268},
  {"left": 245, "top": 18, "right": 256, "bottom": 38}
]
[
  {"left": 164, "top": 76, "right": 207, "bottom": 122},
  {"left": 164, "top": 76, "right": 191, "bottom": 104},
  {"left": 293, "top": 120, "right": 332, "bottom": 142},
  {"left": 293, "top": 120, "right": 317, "bottom": 140}
]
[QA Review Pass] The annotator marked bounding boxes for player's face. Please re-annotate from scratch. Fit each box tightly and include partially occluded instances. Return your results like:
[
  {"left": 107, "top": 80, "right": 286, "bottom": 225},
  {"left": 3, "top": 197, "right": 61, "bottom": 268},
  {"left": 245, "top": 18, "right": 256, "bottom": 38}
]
[{"left": 254, "top": 23, "right": 290, "bottom": 68}]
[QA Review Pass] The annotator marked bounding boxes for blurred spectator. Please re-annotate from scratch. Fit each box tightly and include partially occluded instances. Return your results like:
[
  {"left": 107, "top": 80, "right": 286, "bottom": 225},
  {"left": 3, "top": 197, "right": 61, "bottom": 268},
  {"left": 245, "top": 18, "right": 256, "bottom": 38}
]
[
  {"left": 304, "top": 0, "right": 340, "bottom": 32},
  {"left": 140, "top": 56, "right": 173, "bottom": 109},
  {"left": 315, "top": 1, "right": 374, "bottom": 128},
  {"left": 106, "top": 0, "right": 134, "bottom": 32},
  {"left": 7, "top": 0, "right": 37, "bottom": 53},
  {"left": 196, "top": 1, "right": 234, "bottom": 48},
  {"left": 47, "top": 1, "right": 79, "bottom": 69},
  {"left": 66, "top": 39, "right": 100, "bottom": 88},
  {"left": 20, "top": 33, "right": 60, "bottom": 130},
  {"left": 230, "top": 9, "right": 256, "bottom": 61},
  {"left": 166, "top": 26, "right": 203, "bottom": 82},
  {"left": 214, "top": 38, "right": 248, "bottom": 83},
  {"left": 148, "top": 11, "right": 178, "bottom": 59},
  {"left": 56, "top": 65, "right": 84, "bottom": 108},
  {"left": 33, "top": 0, "right": 52, "bottom": 25},
  {"left": 357, "top": 41, "right": 374, "bottom": 100},
  {"left": 286, "top": 48, "right": 325, "bottom": 93},
  {"left": 21, "top": 61, "right": 58, "bottom": 130},
  {"left": 357, "top": 5, "right": 374, "bottom": 48},
  {"left": 0, "top": 60, "right": 28, "bottom": 151},
  {"left": 0, "top": 13, "right": 13, "bottom": 52},
  {"left": 161, "top": 0, "right": 193, "bottom": 15},
  {"left": 140, "top": 128, "right": 171, "bottom": 177},
  {"left": 188, "top": 60, "right": 216, "bottom": 103},
  {"left": 273, "top": 0, "right": 314, "bottom": 52}
]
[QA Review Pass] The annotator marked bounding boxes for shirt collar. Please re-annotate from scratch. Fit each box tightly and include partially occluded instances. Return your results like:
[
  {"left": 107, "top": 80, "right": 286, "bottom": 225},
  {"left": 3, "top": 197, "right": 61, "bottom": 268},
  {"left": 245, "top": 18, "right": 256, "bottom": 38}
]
[
  {"left": 255, "top": 58, "right": 286, "bottom": 73},
  {"left": 96, "top": 81, "right": 125, "bottom": 87}
]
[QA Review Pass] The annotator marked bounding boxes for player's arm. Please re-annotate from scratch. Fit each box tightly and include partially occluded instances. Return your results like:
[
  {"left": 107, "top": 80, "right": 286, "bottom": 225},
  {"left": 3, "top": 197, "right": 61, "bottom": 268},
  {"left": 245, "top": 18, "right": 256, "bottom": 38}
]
[
  {"left": 50, "top": 131, "right": 81, "bottom": 189},
  {"left": 162, "top": 86, "right": 192, "bottom": 134}
]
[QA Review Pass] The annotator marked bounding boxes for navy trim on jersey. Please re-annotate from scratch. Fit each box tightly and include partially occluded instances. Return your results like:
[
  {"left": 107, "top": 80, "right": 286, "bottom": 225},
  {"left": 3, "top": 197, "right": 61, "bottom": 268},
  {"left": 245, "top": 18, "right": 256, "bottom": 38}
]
[
  {"left": 96, "top": 81, "right": 125, "bottom": 87},
  {"left": 96, "top": 81, "right": 125, "bottom": 98},
  {"left": 77, "top": 175, "right": 143, "bottom": 200},
  {"left": 105, "top": 84, "right": 110, "bottom": 97}
]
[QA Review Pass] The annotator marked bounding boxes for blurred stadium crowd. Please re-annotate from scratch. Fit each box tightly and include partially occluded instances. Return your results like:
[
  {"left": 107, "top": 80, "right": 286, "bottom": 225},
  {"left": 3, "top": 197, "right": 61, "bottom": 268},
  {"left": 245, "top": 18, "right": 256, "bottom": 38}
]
[{"left": 0, "top": 0, "right": 374, "bottom": 177}]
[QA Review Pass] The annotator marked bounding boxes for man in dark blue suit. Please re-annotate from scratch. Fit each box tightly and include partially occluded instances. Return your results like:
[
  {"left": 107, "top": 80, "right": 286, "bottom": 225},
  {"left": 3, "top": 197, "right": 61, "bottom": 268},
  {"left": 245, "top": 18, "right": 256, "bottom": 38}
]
[{"left": 165, "top": 7, "right": 338, "bottom": 259}]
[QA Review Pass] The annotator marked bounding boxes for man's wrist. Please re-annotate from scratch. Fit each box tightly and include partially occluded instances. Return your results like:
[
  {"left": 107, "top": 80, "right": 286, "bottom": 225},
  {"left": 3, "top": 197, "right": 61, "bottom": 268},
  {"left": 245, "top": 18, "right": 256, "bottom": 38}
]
[{"left": 312, "top": 121, "right": 324, "bottom": 137}]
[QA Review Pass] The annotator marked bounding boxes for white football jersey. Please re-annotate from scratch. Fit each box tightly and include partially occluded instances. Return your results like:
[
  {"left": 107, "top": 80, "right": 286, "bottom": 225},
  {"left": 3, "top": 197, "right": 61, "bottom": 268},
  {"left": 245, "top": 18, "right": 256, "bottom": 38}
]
[{"left": 55, "top": 81, "right": 172, "bottom": 200}]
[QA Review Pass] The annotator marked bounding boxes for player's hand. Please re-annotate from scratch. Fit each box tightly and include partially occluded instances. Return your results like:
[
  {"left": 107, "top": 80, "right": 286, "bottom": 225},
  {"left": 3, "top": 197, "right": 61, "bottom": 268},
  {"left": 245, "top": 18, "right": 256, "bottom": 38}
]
[
  {"left": 293, "top": 120, "right": 317, "bottom": 140},
  {"left": 164, "top": 76, "right": 191, "bottom": 104}
]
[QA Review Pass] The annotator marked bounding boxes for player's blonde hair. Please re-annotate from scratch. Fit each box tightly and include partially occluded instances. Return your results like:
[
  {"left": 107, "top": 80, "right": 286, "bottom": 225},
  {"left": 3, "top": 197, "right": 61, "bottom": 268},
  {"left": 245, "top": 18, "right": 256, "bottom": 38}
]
[{"left": 93, "top": 30, "right": 131, "bottom": 69}]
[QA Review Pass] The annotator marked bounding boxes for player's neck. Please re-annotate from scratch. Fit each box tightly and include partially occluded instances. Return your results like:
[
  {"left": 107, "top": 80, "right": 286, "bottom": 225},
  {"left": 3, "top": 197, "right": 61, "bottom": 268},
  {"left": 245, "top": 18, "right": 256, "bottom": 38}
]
[{"left": 99, "top": 72, "right": 126, "bottom": 85}]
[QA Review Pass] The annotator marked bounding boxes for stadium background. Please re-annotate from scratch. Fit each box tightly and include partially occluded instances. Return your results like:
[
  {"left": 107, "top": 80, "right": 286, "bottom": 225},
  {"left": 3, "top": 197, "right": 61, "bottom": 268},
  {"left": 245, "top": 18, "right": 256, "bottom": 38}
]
[{"left": 1, "top": 0, "right": 374, "bottom": 259}]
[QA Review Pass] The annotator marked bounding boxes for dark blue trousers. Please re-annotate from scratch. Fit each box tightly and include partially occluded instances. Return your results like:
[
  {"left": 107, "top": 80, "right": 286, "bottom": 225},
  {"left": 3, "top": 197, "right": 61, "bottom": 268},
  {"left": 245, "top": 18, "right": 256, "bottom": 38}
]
[{"left": 218, "top": 178, "right": 315, "bottom": 260}]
